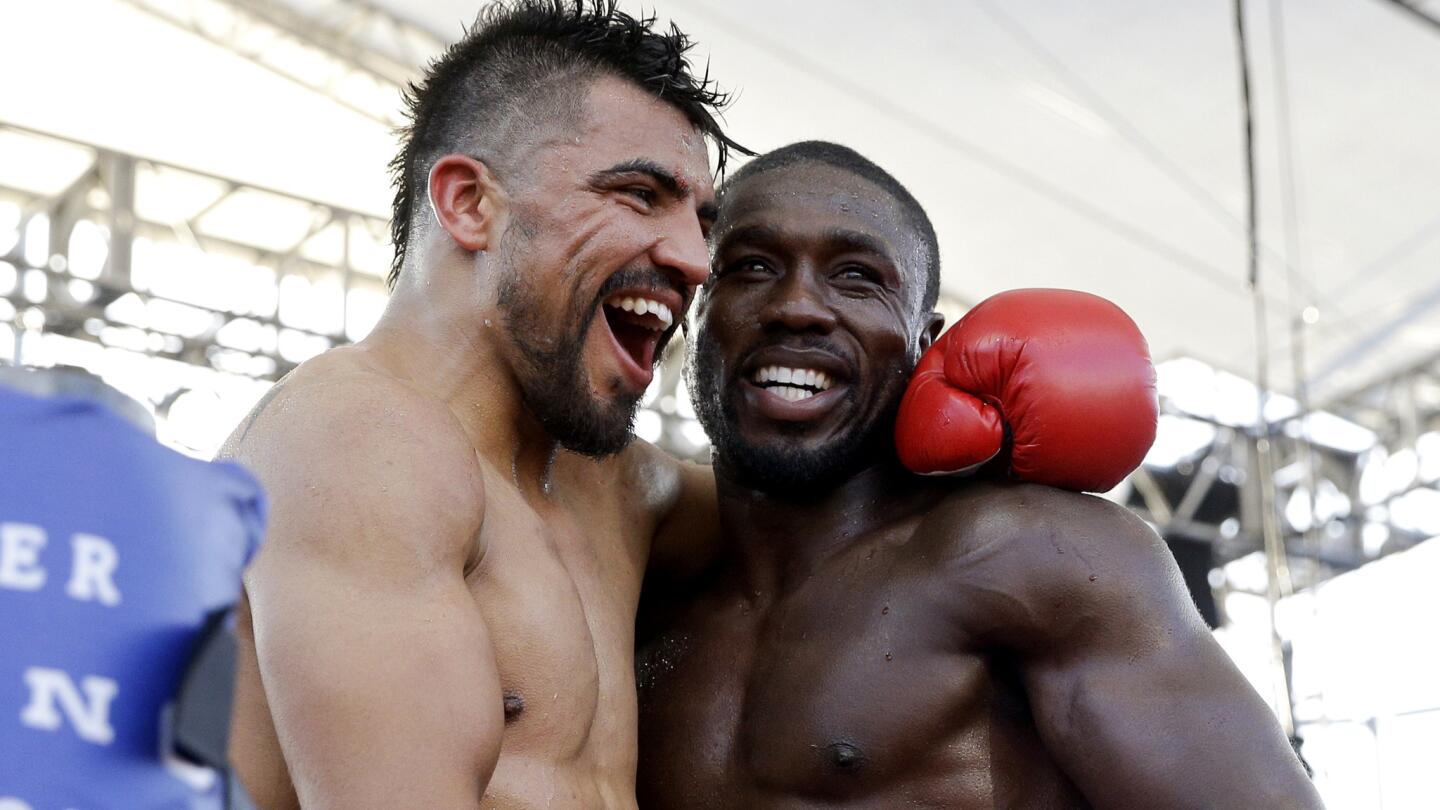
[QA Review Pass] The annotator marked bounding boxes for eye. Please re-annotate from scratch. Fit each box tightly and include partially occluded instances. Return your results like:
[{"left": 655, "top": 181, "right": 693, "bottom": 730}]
[
  {"left": 721, "top": 258, "right": 773, "bottom": 277},
  {"left": 623, "top": 186, "right": 657, "bottom": 206},
  {"left": 834, "top": 264, "right": 879, "bottom": 283}
]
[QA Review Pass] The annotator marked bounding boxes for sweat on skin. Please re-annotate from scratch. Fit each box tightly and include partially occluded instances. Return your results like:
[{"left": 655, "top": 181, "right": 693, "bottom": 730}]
[{"left": 635, "top": 156, "right": 1324, "bottom": 809}]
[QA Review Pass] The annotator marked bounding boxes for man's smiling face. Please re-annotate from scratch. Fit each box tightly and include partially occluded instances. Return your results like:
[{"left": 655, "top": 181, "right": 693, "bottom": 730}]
[
  {"left": 493, "top": 75, "right": 715, "bottom": 458},
  {"left": 687, "top": 160, "right": 932, "bottom": 493}
]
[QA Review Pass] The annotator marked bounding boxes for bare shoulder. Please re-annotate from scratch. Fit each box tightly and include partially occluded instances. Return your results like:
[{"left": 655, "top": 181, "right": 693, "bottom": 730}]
[
  {"left": 920, "top": 481, "right": 1151, "bottom": 561},
  {"left": 918, "top": 481, "right": 1188, "bottom": 649},
  {"left": 222, "top": 347, "right": 486, "bottom": 567},
  {"left": 625, "top": 438, "right": 707, "bottom": 502},
  {"left": 559, "top": 439, "right": 718, "bottom": 577},
  {"left": 561, "top": 437, "right": 696, "bottom": 516}
]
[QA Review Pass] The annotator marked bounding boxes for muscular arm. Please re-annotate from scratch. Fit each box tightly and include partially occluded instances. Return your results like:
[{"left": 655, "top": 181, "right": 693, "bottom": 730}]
[
  {"left": 648, "top": 456, "right": 720, "bottom": 580},
  {"left": 626, "top": 444, "right": 719, "bottom": 648},
  {"left": 948, "top": 485, "right": 1322, "bottom": 809},
  {"left": 225, "top": 374, "right": 503, "bottom": 809}
]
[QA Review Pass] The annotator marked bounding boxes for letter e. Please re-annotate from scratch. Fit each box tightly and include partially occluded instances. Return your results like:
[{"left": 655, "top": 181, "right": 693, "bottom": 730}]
[{"left": 0, "top": 523, "right": 46, "bottom": 591}]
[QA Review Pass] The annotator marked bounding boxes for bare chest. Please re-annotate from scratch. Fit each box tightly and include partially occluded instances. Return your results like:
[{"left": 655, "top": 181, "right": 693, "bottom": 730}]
[
  {"left": 639, "top": 542, "right": 1000, "bottom": 807},
  {"left": 473, "top": 485, "right": 647, "bottom": 773}
]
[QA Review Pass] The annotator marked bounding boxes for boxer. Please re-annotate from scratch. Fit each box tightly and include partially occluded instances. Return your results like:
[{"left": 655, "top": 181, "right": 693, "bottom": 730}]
[
  {"left": 636, "top": 142, "right": 1324, "bottom": 808},
  {"left": 218, "top": 2, "right": 743, "bottom": 806},
  {"left": 219, "top": 4, "right": 1218, "bottom": 805}
]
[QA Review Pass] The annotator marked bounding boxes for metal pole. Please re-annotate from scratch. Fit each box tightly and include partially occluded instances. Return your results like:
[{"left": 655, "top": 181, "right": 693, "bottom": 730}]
[
  {"left": 1233, "top": 0, "right": 1297, "bottom": 737},
  {"left": 1269, "top": 0, "right": 1323, "bottom": 585}
]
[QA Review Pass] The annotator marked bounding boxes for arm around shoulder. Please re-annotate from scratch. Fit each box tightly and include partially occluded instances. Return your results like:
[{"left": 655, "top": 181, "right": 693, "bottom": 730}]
[
  {"left": 633, "top": 441, "right": 720, "bottom": 583},
  {"left": 943, "top": 485, "right": 1323, "bottom": 809},
  {"left": 233, "top": 375, "right": 503, "bottom": 809}
]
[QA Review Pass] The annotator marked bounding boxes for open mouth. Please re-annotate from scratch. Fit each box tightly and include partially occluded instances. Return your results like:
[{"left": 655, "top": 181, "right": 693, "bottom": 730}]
[
  {"left": 600, "top": 292, "right": 675, "bottom": 379},
  {"left": 749, "top": 364, "right": 836, "bottom": 402}
]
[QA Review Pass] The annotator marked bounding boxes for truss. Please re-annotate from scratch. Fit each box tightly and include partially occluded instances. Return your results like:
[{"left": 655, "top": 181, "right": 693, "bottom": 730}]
[
  {"left": 116, "top": 0, "right": 447, "bottom": 125},
  {"left": 0, "top": 121, "right": 391, "bottom": 391}
]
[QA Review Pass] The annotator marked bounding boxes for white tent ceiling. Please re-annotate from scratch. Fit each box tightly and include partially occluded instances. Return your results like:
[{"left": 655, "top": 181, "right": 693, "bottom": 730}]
[{"left": 3, "top": 0, "right": 1438, "bottom": 405}]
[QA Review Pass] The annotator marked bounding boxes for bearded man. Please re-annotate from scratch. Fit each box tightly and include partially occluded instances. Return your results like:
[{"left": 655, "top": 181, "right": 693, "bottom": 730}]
[
  {"left": 636, "top": 142, "right": 1324, "bottom": 809},
  {"left": 220, "top": 3, "right": 741, "bottom": 806}
]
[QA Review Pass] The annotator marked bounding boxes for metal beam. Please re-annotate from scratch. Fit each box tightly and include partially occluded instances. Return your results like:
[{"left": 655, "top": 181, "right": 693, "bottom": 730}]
[
  {"left": 116, "top": 0, "right": 446, "bottom": 126},
  {"left": 1312, "top": 274, "right": 1440, "bottom": 387}
]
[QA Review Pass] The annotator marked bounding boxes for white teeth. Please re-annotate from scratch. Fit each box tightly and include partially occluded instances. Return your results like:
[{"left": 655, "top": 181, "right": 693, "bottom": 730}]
[
  {"left": 749, "top": 366, "right": 836, "bottom": 391},
  {"left": 767, "top": 384, "right": 815, "bottom": 402},
  {"left": 605, "top": 295, "right": 674, "bottom": 329}
]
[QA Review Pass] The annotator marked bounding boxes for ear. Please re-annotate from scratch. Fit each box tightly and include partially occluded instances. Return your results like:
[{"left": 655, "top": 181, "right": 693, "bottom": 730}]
[
  {"left": 428, "top": 154, "right": 506, "bottom": 253},
  {"left": 917, "top": 311, "right": 945, "bottom": 354}
]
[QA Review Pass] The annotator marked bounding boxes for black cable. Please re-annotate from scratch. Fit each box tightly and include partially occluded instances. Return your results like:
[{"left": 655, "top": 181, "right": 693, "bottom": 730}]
[
  {"left": 975, "top": 1, "right": 1259, "bottom": 248},
  {"left": 1376, "top": 0, "right": 1440, "bottom": 34},
  {"left": 976, "top": 0, "right": 1359, "bottom": 337},
  {"left": 1235, "top": 0, "right": 1260, "bottom": 289},
  {"left": 666, "top": 0, "right": 1247, "bottom": 297}
]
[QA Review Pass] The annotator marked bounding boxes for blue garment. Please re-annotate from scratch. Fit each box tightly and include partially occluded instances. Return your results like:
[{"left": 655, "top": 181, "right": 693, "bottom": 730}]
[{"left": 0, "top": 385, "right": 266, "bottom": 810}]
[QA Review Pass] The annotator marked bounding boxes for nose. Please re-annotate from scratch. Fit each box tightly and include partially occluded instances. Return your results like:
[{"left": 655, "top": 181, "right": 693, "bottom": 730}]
[
  {"left": 759, "top": 265, "right": 837, "bottom": 334},
  {"left": 650, "top": 209, "right": 710, "bottom": 289}
]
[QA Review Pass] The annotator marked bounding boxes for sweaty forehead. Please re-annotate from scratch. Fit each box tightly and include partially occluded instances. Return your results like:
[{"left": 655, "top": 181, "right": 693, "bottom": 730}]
[
  {"left": 715, "top": 162, "right": 921, "bottom": 262},
  {"left": 547, "top": 76, "right": 715, "bottom": 195}
]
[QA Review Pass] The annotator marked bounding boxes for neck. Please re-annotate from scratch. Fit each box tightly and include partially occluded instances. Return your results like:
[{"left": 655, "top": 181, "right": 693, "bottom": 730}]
[
  {"left": 361, "top": 264, "right": 561, "bottom": 499},
  {"left": 716, "top": 453, "right": 946, "bottom": 596}
]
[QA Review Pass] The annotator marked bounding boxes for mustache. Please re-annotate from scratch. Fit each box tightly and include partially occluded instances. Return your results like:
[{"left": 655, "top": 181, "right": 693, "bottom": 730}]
[
  {"left": 594, "top": 266, "right": 689, "bottom": 361},
  {"left": 736, "top": 335, "right": 856, "bottom": 376},
  {"left": 597, "top": 266, "right": 687, "bottom": 303}
]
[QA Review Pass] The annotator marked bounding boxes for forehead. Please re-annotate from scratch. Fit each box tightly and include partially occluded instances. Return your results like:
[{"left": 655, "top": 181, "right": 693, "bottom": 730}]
[
  {"left": 545, "top": 76, "right": 715, "bottom": 195},
  {"left": 716, "top": 162, "right": 923, "bottom": 263}
]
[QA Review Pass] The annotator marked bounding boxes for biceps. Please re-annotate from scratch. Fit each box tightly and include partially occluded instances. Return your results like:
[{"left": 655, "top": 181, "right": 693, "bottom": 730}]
[
  {"left": 1025, "top": 635, "right": 1306, "bottom": 808},
  {"left": 253, "top": 567, "right": 502, "bottom": 809}
]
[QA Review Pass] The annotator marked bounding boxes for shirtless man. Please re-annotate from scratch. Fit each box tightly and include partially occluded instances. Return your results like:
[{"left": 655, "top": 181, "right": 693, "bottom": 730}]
[
  {"left": 219, "top": 2, "right": 744, "bottom": 806},
  {"left": 636, "top": 142, "right": 1325, "bottom": 808}
]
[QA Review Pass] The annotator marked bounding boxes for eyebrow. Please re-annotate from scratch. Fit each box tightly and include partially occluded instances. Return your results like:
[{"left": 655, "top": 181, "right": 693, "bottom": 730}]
[
  {"left": 591, "top": 158, "right": 716, "bottom": 227},
  {"left": 589, "top": 159, "right": 690, "bottom": 197},
  {"left": 718, "top": 223, "right": 894, "bottom": 260},
  {"left": 821, "top": 227, "right": 894, "bottom": 260},
  {"left": 715, "top": 223, "right": 783, "bottom": 248}
]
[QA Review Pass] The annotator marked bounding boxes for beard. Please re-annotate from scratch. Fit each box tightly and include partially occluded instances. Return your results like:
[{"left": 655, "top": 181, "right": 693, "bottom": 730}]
[
  {"left": 687, "top": 326, "right": 913, "bottom": 498},
  {"left": 494, "top": 231, "right": 678, "bottom": 459}
]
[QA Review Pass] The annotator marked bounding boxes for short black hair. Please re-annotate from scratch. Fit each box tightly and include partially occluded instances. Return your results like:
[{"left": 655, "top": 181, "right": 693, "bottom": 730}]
[
  {"left": 388, "top": 0, "right": 750, "bottom": 288},
  {"left": 718, "top": 141, "right": 940, "bottom": 311}
]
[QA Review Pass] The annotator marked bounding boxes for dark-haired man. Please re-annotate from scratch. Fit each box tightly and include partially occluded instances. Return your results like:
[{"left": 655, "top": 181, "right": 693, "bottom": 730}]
[
  {"left": 636, "top": 142, "right": 1324, "bottom": 808},
  {"left": 220, "top": 2, "right": 744, "bottom": 807}
]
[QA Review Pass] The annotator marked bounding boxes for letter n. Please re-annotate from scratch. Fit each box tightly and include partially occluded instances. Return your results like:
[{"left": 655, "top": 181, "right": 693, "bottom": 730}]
[{"left": 19, "top": 667, "right": 118, "bottom": 745}]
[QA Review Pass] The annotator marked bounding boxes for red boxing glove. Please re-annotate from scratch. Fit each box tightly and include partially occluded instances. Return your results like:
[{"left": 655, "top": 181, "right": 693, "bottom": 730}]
[{"left": 895, "top": 288, "right": 1157, "bottom": 492}]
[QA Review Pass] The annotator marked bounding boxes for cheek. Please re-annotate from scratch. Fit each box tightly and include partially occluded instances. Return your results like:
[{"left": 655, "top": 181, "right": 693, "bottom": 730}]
[
  {"left": 530, "top": 200, "right": 620, "bottom": 276},
  {"left": 854, "top": 319, "right": 915, "bottom": 383},
  {"left": 705, "top": 286, "right": 761, "bottom": 331}
]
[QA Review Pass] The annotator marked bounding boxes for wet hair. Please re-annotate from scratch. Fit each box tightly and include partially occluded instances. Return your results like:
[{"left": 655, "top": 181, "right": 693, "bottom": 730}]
[
  {"left": 387, "top": 0, "right": 750, "bottom": 287},
  {"left": 718, "top": 140, "right": 940, "bottom": 311}
]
